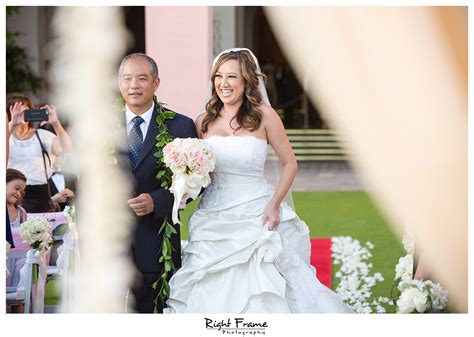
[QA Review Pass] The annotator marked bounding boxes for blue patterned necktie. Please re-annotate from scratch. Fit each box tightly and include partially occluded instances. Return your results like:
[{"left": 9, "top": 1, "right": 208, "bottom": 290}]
[{"left": 129, "top": 116, "right": 144, "bottom": 169}]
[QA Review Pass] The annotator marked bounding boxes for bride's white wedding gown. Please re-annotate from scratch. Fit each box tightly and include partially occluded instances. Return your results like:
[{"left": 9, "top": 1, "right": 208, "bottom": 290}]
[{"left": 165, "top": 135, "right": 352, "bottom": 313}]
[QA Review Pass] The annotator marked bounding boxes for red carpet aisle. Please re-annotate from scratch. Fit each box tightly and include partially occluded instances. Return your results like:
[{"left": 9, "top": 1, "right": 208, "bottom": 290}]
[{"left": 310, "top": 238, "right": 332, "bottom": 288}]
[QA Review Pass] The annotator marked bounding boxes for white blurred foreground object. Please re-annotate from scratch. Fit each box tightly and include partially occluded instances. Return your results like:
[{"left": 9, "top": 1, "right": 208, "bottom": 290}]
[
  {"left": 265, "top": 6, "right": 467, "bottom": 311},
  {"left": 51, "top": 7, "right": 134, "bottom": 312}
]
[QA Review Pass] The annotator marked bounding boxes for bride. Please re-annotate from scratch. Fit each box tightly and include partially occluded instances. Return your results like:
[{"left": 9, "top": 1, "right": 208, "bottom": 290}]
[{"left": 165, "top": 48, "right": 352, "bottom": 313}]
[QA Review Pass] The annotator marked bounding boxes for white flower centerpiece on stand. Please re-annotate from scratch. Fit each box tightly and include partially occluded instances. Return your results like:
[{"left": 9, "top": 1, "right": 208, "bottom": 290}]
[
  {"left": 57, "top": 204, "right": 81, "bottom": 312},
  {"left": 19, "top": 216, "right": 54, "bottom": 312},
  {"left": 20, "top": 217, "right": 53, "bottom": 257}
]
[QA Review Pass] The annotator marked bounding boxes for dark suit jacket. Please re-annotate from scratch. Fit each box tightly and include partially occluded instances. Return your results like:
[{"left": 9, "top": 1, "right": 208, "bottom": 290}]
[
  {"left": 119, "top": 106, "right": 197, "bottom": 274},
  {"left": 48, "top": 171, "right": 78, "bottom": 211}
]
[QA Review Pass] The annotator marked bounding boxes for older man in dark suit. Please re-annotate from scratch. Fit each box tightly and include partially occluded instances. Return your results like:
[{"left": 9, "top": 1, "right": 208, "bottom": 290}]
[{"left": 118, "top": 53, "right": 197, "bottom": 313}]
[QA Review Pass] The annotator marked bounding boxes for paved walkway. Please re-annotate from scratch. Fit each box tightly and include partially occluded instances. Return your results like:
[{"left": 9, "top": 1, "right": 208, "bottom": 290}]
[
  {"left": 292, "top": 167, "right": 365, "bottom": 191},
  {"left": 266, "top": 162, "right": 366, "bottom": 192}
]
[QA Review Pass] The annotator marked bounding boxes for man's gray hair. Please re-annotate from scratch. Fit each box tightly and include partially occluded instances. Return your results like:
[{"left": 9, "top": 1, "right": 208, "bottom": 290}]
[{"left": 118, "top": 53, "right": 159, "bottom": 78}]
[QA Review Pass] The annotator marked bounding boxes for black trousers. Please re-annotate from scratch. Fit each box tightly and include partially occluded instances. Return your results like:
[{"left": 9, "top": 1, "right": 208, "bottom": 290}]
[
  {"left": 131, "top": 271, "right": 162, "bottom": 313},
  {"left": 22, "top": 184, "right": 51, "bottom": 213}
]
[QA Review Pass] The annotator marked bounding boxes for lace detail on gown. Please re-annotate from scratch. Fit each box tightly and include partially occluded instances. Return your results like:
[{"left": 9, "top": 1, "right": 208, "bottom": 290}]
[{"left": 164, "top": 136, "right": 352, "bottom": 313}]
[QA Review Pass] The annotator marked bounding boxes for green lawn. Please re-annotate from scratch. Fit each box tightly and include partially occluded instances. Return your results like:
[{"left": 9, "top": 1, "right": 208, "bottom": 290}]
[{"left": 46, "top": 191, "right": 405, "bottom": 312}]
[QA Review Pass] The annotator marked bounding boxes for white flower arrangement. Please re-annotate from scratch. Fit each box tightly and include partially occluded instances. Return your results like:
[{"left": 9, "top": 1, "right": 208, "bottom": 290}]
[
  {"left": 393, "top": 232, "right": 448, "bottom": 313},
  {"left": 331, "top": 236, "right": 391, "bottom": 313},
  {"left": 19, "top": 217, "right": 53, "bottom": 257},
  {"left": 63, "top": 205, "right": 76, "bottom": 224}
]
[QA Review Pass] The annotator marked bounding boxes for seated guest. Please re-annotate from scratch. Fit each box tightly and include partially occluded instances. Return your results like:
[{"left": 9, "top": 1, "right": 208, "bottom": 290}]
[
  {"left": 6, "top": 168, "right": 27, "bottom": 228},
  {"left": 48, "top": 154, "right": 77, "bottom": 211}
]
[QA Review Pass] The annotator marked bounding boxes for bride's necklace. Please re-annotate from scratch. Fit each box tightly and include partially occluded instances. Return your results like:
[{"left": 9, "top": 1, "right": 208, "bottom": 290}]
[
  {"left": 220, "top": 108, "right": 242, "bottom": 133},
  {"left": 220, "top": 112, "right": 237, "bottom": 119}
]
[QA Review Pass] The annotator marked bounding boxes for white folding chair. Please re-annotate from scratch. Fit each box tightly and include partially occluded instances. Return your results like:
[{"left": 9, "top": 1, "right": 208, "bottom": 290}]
[{"left": 6, "top": 249, "right": 36, "bottom": 313}]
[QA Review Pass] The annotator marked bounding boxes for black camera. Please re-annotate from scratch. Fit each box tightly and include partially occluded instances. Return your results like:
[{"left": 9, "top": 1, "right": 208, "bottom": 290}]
[{"left": 24, "top": 108, "right": 49, "bottom": 122}]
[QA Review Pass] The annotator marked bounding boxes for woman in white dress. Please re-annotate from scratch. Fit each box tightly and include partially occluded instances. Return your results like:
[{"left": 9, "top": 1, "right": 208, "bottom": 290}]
[{"left": 165, "top": 48, "right": 352, "bottom": 313}]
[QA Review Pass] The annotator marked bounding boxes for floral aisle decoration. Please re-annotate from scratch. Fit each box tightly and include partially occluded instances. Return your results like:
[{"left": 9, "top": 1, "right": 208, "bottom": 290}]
[
  {"left": 19, "top": 216, "right": 54, "bottom": 312},
  {"left": 20, "top": 217, "right": 53, "bottom": 257},
  {"left": 331, "top": 236, "right": 391, "bottom": 313},
  {"left": 392, "top": 232, "right": 448, "bottom": 313},
  {"left": 150, "top": 137, "right": 216, "bottom": 309},
  {"left": 57, "top": 204, "right": 81, "bottom": 312},
  {"left": 56, "top": 204, "right": 79, "bottom": 272}
]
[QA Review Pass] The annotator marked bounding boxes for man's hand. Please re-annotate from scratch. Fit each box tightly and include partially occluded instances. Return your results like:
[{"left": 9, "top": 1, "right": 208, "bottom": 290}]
[
  {"left": 127, "top": 193, "right": 154, "bottom": 217},
  {"left": 51, "top": 188, "right": 75, "bottom": 204}
]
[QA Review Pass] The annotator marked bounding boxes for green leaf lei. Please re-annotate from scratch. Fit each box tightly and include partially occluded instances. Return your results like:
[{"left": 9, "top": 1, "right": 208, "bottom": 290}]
[{"left": 150, "top": 95, "right": 177, "bottom": 312}]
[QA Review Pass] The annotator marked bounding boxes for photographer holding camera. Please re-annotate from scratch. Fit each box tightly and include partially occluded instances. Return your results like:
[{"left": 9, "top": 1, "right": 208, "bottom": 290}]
[{"left": 7, "top": 93, "right": 72, "bottom": 213}]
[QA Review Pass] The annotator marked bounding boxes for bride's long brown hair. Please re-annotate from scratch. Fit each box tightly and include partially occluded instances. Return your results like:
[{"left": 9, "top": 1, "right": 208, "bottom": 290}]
[{"left": 201, "top": 50, "right": 267, "bottom": 134}]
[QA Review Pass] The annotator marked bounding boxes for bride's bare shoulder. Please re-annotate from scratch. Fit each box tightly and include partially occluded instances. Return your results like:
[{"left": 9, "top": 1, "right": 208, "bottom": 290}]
[
  {"left": 259, "top": 103, "right": 281, "bottom": 124},
  {"left": 195, "top": 113, "right": 207, "bottom": 138}
]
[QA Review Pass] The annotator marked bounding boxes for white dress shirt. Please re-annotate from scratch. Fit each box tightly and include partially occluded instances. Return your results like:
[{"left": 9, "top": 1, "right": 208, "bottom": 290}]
[{"left": 51, "top": 171, "right": 66, "bottom": 192}]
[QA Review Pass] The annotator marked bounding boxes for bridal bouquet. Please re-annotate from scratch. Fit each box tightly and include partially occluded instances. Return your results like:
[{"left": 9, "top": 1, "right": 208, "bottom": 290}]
[
  {"left": 163, "top": 137, "right": 216, "bottom": 224},
  {"left": 392, "top": 232, "right": 448, "bottom": 313},
  {"left": 20, "top": 217, "right": 53, "bottom": 257}
]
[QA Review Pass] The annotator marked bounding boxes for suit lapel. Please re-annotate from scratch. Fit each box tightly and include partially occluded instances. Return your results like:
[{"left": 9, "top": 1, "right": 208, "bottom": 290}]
[{"left": 134, "top": 106, "right": 159, "bottom": 170}]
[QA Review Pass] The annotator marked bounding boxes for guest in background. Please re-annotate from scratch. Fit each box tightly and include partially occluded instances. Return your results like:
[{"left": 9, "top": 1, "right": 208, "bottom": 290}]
[
  {"left": 7, "top": 93, "right": 72, "bottom": 212},
  {"left": 6, "top": 168, "right": 27, "bottom": 228},
  {"left": 5, "top": 168, "right": 28, "bottom": 312},
  {"left": 6, "top": 112, "right": 15, "bottom": 248},
  {"left": 48, "top": 154, "right": 77, "bottom": 211}
]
